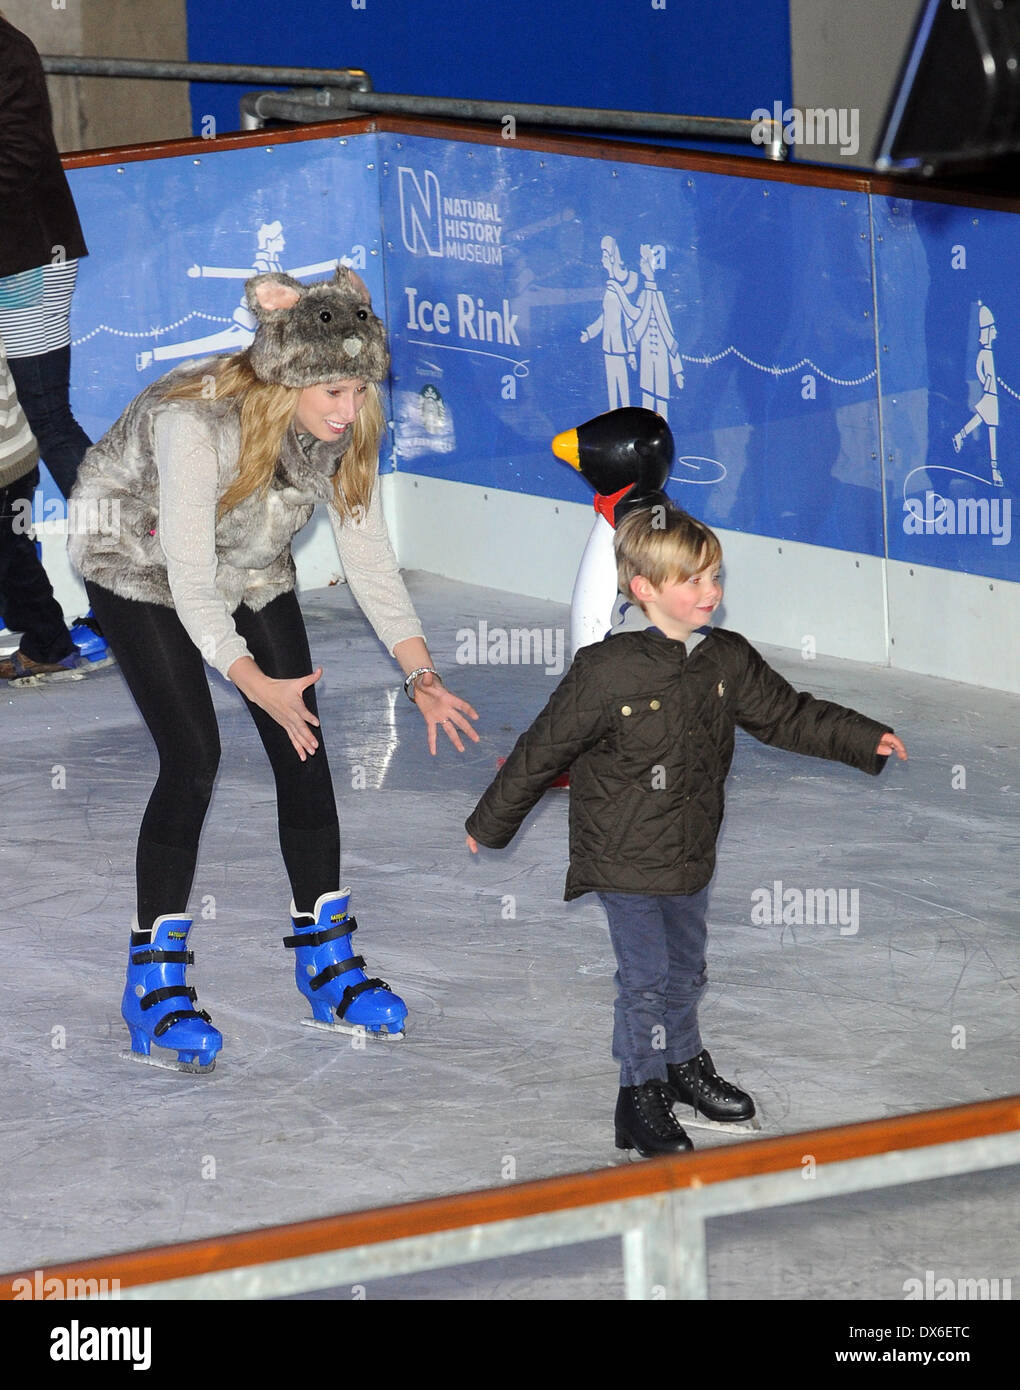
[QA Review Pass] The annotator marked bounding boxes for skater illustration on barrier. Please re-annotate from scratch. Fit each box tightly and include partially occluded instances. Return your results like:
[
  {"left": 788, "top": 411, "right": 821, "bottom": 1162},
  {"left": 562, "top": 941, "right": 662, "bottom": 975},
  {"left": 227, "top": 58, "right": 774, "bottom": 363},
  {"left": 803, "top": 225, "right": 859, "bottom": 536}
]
[
  {"left": 581, "top": 239, "right": 685, "bottom": 419},
  {"left": 581, "top": 236, "right": 639, "bottom": 410},
  {"left": 466, "top": 498, "right": 906, "bottom": 1158},
  {"left": 629, "top": 243, "right": 685, "bottom": 419},
  {"left": 134, "top": 221, "right": 342, "bottom": 371},
  {"left": 953, "top": 302, "right": 1004, "bottom": 488},
  {"left": 69, "top": 267, "right": 479, "bottom": 1072}
]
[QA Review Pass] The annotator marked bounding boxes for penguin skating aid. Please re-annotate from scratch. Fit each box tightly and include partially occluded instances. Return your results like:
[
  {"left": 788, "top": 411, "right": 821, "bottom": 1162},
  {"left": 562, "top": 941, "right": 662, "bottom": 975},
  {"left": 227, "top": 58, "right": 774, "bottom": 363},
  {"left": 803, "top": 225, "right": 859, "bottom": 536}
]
[
  {"left": 120, "top": 915, "right": 222, "bottom": 1073},
  {"left": 285, "top": 888, "right": 407, "bottom": 1040},
  {"left": 551, "top": 406, "right": 675, "bottom": 653}
]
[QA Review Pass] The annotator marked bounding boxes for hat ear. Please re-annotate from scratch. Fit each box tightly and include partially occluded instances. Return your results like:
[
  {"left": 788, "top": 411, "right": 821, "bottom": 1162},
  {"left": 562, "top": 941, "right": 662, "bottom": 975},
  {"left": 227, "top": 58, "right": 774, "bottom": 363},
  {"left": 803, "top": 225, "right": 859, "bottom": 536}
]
[
  {"left": 334, "top": 264, "right": 371, "bottom": 303},
  {"left": 245, "top": 272, "right": 305, "bottom": 320}
]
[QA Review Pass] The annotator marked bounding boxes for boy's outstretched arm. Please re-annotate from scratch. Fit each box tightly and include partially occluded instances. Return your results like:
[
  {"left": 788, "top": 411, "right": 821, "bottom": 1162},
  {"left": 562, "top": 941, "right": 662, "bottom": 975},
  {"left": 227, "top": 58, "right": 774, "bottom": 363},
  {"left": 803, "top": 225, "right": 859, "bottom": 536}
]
[
  {"left": 729, "top": 635, "right": 900, "bottom": 775},
  {"left": 465, "top": 648, "right": 608, "bottom": 852}
]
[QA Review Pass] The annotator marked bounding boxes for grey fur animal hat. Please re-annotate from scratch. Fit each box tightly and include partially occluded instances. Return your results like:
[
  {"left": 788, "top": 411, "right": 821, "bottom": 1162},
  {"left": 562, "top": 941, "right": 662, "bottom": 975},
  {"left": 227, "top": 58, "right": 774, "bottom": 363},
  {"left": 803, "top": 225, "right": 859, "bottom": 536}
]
[{"left": 244, "top": 267, "right": 390, "bottom": 387}]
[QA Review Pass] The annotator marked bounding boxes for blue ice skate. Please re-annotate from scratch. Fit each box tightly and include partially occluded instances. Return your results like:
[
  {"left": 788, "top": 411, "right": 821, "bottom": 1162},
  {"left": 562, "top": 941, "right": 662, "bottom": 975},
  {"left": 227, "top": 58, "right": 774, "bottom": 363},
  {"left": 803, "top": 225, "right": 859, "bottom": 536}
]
[
  {"left": 69, "top": 610, "right": 115, "bottom": 668},
  {"left": 284, "top": 889, "right": 406, "bottom": 1040},
  {"left": 121, "top": 915, "right": 222, "bottom": 1073}
]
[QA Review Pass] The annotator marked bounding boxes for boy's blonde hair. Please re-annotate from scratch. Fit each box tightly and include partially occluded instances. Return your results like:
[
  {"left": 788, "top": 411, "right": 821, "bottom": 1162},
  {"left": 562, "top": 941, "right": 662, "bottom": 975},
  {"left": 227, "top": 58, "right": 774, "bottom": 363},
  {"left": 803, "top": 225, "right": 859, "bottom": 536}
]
[
  {"left": 163, "top": 353, "right": 383, "bottom": 521},
  {"left": 614, "top": 504, "right": 722, "bottom": 607}
]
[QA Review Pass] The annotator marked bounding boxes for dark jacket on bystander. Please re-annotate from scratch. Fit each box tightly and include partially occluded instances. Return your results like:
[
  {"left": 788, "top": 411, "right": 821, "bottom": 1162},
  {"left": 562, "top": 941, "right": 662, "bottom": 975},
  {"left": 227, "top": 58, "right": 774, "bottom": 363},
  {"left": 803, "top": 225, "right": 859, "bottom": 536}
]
[{"left": 0, "top": 17, "right": 88, "bottom": 278}]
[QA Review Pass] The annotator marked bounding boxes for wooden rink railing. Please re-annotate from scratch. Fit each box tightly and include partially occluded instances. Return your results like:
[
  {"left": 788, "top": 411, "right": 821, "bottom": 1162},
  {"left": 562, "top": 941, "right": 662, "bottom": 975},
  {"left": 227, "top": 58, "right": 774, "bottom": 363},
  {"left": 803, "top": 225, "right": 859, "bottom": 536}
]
[{"left": 3, "top": 1095, "right": 1018, "bottom": 1301}]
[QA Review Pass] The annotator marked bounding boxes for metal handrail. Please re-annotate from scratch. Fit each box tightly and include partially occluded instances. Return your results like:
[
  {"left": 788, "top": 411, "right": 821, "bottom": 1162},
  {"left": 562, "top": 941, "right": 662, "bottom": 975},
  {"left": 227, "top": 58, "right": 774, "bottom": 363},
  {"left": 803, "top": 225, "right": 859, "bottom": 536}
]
[
  {"left": 39, "top": 54, "right": 784, "bottom": 158},
  {"left": 40, "top": 56, "right": 372, "bottom": 91},
  {"left": 242, "top": 88, "right": 786, "bottom": 157}
]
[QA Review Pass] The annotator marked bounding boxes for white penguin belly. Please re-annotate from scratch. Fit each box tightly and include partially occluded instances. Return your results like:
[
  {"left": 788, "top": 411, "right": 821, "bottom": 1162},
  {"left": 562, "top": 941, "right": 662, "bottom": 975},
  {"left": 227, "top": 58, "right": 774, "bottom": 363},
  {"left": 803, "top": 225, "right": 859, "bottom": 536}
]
[{"left": 570, "top": 514, "right": 619, "bottom": 654}]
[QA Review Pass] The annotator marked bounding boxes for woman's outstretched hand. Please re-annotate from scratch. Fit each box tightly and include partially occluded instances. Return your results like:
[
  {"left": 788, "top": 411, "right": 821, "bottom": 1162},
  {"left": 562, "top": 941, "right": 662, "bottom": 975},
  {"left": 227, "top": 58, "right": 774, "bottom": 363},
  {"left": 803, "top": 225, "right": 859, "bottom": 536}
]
[
  {"left": 230, "top": 657, "right": 323, "bottom": 760},
  {"left": 411, "top": 670, "right": 480, "bottom": 756}
]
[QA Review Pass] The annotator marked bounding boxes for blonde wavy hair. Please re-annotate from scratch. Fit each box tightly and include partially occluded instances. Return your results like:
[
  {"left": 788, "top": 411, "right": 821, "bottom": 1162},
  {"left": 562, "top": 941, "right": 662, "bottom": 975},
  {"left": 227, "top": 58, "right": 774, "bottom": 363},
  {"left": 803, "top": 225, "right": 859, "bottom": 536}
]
[
  {"left": 162, "top": 354, "right": 383, "bottom": 520},
  {"left": 614, "top": 504, "right": 722, "bottom": 608}
]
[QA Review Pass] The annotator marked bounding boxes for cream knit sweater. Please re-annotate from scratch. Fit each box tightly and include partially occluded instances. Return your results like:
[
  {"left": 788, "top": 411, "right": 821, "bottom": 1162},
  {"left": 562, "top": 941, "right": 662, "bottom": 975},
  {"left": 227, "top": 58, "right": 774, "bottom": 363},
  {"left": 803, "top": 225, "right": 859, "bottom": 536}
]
[{"left": 70, "top": 359, "right": 424, "bottom": 677}]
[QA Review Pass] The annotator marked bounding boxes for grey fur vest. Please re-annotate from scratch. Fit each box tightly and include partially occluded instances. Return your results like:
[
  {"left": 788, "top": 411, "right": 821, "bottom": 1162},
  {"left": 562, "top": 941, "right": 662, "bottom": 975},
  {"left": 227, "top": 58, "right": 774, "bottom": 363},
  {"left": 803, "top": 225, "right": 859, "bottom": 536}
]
[{"left": 69, "top": 359, "right": 348, "bottom": 612}]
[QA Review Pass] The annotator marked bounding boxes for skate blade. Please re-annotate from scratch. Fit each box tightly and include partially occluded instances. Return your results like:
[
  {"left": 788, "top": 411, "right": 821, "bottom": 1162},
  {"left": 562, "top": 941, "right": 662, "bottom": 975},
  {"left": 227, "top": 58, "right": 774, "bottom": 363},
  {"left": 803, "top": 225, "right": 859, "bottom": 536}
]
[
  {"left": 9, "top": 668, "right": 87, "bottom": 688},
  {"left": 120, "top": 1048, "right": 217, "bottom": 1075},
  {"left": 677, "top": 1111, "right": 762, "bottom": 1136},
  {"left": 299, "top": 1018, "right": 404, "bottom": 1041},
  {"left": 81, "top": 654, "right": 116, "bottom": 671}
]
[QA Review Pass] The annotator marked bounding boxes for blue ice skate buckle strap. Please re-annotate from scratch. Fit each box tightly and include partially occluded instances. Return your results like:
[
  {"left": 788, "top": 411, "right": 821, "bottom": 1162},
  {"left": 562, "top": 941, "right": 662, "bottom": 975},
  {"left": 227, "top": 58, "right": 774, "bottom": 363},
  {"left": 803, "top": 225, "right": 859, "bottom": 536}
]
[
  {"left": 153, "top": 1008, "right": 212, "bottom": 1037},
  {"left": 337, "top": 978, "right": 389, "bottom": 1018},
  {"left": 140, "top": 986, "right": 198, "bottom": 1012},
  {"left": 282, "top": 917, "right": 358, "bottom": 950},
  {"left": 308, "top": 956, "right": 366, "bottom": 991},
  {"left": 130, "top": 949, "right": 195, "bottom": 965}
]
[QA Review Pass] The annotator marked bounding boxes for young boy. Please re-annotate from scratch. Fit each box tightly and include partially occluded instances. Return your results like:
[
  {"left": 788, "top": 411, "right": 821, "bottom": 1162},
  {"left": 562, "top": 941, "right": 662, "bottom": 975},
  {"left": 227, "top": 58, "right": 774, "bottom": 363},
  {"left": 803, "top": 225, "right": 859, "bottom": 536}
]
[{"left": 465, "top": 505, "right": 906, "bottom": 1157}]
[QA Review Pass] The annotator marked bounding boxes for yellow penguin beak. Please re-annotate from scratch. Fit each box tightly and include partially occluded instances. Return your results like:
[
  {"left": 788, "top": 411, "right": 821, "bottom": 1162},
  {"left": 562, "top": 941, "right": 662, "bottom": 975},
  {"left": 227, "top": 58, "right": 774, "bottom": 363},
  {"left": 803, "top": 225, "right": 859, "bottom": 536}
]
[{"left": 551, "top": 427, "right": 580, "bottom": 469}]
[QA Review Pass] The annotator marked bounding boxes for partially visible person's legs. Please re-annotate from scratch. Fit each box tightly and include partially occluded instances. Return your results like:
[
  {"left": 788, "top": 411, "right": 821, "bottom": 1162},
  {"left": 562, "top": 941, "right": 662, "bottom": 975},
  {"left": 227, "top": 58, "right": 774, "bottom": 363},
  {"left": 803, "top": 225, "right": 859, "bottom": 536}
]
[
  {"left": 0, "top": 261, "right": 92, "bottom": 500},
  {"left": 7, "top": 346, "right": 92, "bottom": 499},
  {"left": 0, "top": 465, "right": 78, "bottom": 669}
]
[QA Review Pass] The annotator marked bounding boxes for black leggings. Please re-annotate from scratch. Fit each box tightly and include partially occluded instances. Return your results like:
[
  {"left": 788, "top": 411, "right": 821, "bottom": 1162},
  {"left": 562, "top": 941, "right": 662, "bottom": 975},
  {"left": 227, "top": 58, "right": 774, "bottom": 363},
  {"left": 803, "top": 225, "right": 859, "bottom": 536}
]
[{"left": 86, "top": 582, "right": 340, "bottom": 932}]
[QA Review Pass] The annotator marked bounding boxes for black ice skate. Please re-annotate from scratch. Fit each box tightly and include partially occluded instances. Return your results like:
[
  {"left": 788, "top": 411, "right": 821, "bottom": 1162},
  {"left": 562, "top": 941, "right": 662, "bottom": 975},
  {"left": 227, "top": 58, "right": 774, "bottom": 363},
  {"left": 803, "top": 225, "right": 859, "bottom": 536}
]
[
  {"left": 665, "top": 1049, "right": 761, "bottom": 1135},
  {"left": 614, "top": 1080, "right": 694, "bottom": 1158}
]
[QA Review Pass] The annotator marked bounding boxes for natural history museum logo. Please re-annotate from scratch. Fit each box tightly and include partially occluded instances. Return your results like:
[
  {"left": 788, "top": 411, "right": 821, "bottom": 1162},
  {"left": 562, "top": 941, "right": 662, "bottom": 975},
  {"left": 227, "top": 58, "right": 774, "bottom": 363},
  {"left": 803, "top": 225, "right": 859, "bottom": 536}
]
[{"left": 397, "top": 167, "right": 504, "bottom": 266}]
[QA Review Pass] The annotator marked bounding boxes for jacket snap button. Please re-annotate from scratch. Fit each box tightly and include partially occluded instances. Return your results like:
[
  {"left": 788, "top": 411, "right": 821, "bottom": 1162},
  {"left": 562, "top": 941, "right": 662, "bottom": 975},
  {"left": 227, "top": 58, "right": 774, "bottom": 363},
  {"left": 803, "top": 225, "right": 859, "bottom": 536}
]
[
  {"left": 649, "top": 699, "right": 661, "bottom": 710},
  {"left": 621, "top": 705, "right": 632, "bottom": 716}
]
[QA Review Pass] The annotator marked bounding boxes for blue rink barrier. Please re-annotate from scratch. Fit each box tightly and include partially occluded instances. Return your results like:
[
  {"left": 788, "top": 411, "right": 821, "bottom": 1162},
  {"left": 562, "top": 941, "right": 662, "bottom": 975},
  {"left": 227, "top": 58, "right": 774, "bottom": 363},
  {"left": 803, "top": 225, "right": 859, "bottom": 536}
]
[
  {"left": 63, "top": 126, "right": 1016, "bottom": 585},
  {"left": 50, "top": 121, "right": 1018, "bottom": 690}
]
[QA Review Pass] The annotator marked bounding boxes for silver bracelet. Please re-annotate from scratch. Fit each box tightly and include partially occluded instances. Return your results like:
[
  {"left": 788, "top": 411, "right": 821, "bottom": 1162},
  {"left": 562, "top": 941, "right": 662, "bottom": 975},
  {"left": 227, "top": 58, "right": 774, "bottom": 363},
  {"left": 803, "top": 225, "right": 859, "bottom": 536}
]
[{"left": 403, "top": 665, "right": 440, "bottom": 702}]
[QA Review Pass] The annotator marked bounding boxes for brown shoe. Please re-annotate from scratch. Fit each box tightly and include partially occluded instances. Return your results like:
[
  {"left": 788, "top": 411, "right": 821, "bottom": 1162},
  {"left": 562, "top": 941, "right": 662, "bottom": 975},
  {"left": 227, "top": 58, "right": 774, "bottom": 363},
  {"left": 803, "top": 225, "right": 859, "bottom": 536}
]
[{"left": 0, "top": 648, "right": 81, "bottom": 681}]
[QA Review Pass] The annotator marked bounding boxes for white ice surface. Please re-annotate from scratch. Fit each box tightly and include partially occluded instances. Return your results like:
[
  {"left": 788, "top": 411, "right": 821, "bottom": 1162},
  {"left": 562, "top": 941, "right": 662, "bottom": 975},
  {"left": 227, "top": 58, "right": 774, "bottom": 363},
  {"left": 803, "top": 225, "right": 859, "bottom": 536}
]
[{"left": 1, "top": 573, "right": 1017, "bottom": 1299}]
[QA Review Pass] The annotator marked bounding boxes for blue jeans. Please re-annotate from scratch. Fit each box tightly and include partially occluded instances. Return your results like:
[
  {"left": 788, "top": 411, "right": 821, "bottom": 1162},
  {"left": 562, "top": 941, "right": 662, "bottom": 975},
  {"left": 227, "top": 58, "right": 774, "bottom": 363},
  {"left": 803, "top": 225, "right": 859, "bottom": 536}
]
[
  {"left": 7, "top": 347, "right": 91, "bottom": 499},
  {"left": 597, "top": 889, "right": 709, "bottom": 1087}
]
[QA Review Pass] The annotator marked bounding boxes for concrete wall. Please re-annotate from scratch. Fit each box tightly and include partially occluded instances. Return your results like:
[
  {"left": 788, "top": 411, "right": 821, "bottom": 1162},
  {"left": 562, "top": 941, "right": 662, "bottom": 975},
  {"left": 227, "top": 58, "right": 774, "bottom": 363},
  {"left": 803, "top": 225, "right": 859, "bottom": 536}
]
[{"left": 3, "top": 0, "right": 190, "bottom": 151}]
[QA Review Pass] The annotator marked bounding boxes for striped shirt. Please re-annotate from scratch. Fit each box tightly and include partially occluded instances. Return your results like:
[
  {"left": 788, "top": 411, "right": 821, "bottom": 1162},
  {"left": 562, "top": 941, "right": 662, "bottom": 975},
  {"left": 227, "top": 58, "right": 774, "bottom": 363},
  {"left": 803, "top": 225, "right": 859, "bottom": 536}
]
[
  {"left": 0, "top": 258, "right": 79, "bottom": 357},
  {"left": 0, "top": 337, "right": 39, "bottom": 488}
]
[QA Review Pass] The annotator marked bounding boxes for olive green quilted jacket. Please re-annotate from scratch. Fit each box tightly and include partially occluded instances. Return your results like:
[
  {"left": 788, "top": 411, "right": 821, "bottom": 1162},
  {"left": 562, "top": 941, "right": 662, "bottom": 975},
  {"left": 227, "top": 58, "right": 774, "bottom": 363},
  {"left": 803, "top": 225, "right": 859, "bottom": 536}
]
[{"left": 466, "top": 627, "right": 893, "bottom": 899}]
